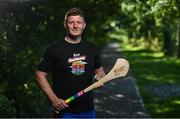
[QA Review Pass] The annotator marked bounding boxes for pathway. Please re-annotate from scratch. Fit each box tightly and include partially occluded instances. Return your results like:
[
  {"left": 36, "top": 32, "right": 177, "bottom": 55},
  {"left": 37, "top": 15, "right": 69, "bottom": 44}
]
[{"left": 94, "top": 42, "right": 150, "bottom": 118}]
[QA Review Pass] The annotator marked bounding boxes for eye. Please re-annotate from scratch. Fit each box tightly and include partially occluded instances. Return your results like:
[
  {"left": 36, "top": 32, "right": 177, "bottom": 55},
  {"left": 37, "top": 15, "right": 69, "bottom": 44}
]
[
  {"left": 77, "top": 21, "right": 82, "bottom": 24},
  {"left": 68, "top": 21, "right": 74, "bottom": 24}
]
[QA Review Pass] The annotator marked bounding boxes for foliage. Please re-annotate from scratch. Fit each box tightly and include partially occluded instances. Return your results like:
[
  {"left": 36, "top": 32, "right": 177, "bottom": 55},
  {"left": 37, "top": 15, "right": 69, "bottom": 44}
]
[
  {"left": 119, "top": 0, "right": 180, "bottom": 56},
  {"left": 0, "top": 94, "right": 16, "bottom": 117},
  {"left": 121, "top": 40, "right": 180, "bottom": 117}
]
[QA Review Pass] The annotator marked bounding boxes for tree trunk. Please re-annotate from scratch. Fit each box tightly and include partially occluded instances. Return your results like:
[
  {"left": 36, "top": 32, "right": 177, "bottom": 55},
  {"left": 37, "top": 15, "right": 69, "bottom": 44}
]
[{"left": 163, "top": 26, "right": 173, "bottom": 56}]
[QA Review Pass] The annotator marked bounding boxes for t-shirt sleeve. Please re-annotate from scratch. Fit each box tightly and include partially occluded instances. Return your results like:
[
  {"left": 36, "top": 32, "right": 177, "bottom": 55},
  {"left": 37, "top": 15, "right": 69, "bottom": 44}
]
[
  {"left": 37, "top": 47, "right": 55, "bottom": 73},
  {"left": 94, "top": 47, "right": 103, "bottom": 69}
]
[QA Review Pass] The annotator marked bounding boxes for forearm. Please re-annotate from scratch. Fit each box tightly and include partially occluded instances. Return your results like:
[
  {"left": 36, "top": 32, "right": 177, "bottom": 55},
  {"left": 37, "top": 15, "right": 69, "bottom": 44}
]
[{"left": 35, "top": 71, "right": 57, "bottom": 102}]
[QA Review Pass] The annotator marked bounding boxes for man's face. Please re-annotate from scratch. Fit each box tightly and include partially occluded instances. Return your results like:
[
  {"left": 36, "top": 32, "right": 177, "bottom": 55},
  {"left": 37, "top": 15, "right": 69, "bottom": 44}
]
[{"left": 65, "top": 15, "right": 86, "bottom": 37}]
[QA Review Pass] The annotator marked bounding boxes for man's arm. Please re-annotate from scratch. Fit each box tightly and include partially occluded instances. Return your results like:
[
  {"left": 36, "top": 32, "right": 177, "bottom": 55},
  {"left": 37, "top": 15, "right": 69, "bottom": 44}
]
[{"left": 35, "top": 71, "right": 68, "bottom": 111}]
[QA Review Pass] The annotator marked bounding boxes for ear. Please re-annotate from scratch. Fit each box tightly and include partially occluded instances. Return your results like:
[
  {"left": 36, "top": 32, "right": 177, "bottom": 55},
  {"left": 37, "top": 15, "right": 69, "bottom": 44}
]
[
  {"left": 64, "top": 22, "right": 67, "bottom": 28},
  {"left": 83, "top": 23, "right": 86, "bottom": 29}
]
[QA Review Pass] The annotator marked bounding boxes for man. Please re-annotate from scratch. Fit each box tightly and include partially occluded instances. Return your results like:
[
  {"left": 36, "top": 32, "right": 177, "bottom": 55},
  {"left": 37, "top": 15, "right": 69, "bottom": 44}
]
[{"left": 35, "top": 8, "right": 105, "bottom": 118}]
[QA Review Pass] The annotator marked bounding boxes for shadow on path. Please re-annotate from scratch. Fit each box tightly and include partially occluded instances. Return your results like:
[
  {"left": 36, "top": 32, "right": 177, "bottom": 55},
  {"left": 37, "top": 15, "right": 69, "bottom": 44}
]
[{"left": 94, "top": 42, "right": 150, "bottom": 118}]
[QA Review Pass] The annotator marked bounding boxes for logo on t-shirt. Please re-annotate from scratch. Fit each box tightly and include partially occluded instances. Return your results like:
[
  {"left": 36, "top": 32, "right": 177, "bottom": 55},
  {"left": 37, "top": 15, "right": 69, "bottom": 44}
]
[{"left": 68, "top": 53, "right": 87, "bottom": 75}]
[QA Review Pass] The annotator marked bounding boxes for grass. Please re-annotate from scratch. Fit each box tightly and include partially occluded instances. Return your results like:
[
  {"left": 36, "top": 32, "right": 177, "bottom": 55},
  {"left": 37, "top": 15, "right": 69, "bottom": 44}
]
[{"left": 120, "top": 43, "right": 180, "bottom": 118}]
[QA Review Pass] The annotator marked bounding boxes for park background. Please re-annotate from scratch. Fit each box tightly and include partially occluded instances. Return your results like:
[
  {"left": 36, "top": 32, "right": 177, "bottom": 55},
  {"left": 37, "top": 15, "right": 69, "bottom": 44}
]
[{"left": 0, "top": 0, "right": 180, "bottom": 118}]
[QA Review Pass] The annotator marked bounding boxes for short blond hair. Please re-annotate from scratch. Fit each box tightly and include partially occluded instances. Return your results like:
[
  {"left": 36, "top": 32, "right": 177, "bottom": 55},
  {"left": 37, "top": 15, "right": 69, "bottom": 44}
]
[{"left": 64, "top": 8, "right": 85, "bottom": 23}]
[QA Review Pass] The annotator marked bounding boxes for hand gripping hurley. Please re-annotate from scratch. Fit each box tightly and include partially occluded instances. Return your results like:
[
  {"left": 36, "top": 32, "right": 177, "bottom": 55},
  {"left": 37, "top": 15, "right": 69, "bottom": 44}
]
[{"left": 55, "top": 58, "right": 129, "bottom": 113}]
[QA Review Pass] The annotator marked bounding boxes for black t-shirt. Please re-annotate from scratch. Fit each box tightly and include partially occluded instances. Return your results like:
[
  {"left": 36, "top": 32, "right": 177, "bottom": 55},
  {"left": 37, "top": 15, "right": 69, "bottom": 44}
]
[{"left": 37, "top": 39, "right": 102, "bottom": 113}]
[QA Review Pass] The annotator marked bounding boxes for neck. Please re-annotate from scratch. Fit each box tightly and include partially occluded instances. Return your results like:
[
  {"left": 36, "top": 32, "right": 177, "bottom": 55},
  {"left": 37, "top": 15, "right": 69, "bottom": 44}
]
[{"left": 65, "top": 35, "right": 81, "bottom": 44}]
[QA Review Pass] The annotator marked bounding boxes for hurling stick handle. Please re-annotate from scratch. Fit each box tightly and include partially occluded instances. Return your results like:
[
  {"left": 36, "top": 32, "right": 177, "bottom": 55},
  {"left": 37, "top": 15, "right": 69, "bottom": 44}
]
[
  {"left": 83, "top": 75, "right": 111, "bottom": 93},
  {"left": 64, "top": 76, "right": 109, "bottom": 104},
  {"left": 83, "top": 82, "right": 101, "bottom": 93},
  {"left": 54, "top": 77, "right": 110, "bottom": 114}
]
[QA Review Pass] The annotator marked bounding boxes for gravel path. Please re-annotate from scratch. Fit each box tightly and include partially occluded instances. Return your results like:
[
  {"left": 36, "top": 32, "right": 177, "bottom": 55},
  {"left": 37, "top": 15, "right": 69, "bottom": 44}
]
[{"left": 94, "top": 42, "right": 150, "bottom": 118}]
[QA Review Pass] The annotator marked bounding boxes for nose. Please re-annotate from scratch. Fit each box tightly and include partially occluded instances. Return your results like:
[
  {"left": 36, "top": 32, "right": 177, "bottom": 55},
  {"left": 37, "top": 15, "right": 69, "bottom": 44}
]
[{"left": 73, "top": 22, "right": 78, "bottom": 28}]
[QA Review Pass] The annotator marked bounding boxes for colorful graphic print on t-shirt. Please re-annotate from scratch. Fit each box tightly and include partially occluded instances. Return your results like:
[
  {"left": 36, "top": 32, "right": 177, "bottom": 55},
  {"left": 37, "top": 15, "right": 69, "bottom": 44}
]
[{"left": 68, "top": 53, "right": 87, "bottom": 75}]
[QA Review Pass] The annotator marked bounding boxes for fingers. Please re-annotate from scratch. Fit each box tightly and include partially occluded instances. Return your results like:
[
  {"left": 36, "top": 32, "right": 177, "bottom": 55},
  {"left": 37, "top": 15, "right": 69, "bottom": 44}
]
[
  {"left": 57, "top": 100, "right": 69, "bottom": 110},
  {"left": 93, "top": 75, "right": 99, "bottom": 82},
  {"left": 52, "top": 98, "right": 69, "bottom": 113}
]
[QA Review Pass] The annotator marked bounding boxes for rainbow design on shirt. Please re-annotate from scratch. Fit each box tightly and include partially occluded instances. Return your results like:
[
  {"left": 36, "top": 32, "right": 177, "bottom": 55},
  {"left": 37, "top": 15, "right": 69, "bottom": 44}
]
[
  {"left": 70, "top": 61, "right": 87, "bottom": 75},
  {"left": 68, "top": 53, "right": 87, "bottom": 76}
]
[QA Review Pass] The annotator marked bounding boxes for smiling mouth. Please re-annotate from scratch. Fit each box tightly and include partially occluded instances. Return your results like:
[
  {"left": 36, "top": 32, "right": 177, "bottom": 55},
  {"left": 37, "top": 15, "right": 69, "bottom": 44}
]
[{"left": 72, "top": 30, "right": 80, "bottom": 32}]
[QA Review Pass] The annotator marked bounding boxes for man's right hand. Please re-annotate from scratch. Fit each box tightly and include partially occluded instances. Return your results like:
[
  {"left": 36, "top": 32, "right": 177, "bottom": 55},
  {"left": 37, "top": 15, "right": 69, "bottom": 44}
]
[{"left": 52, "top": 97, "right": 69, "bottom": 113}]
